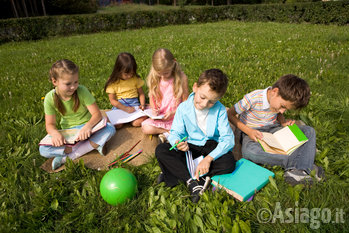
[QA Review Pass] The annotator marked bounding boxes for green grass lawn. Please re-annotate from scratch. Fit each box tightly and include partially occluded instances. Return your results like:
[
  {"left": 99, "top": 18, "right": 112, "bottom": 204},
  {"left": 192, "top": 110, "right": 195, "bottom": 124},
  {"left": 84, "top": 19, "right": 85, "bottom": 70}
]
[{"left": 0, "top": 20, "right": 348, "bottom": 232}]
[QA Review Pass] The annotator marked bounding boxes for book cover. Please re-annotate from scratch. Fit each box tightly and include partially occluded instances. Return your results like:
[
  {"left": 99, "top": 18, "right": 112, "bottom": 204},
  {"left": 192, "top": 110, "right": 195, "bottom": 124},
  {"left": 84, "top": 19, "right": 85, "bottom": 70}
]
[
  {"left": 258, "top": 124, "right": 308, "bottom": 155},
  {"left": 39, "top": 117, "right": 107, "bottom": 146},
  {"left": 211, "top": 158, "right": 275, "bottom": 201}
]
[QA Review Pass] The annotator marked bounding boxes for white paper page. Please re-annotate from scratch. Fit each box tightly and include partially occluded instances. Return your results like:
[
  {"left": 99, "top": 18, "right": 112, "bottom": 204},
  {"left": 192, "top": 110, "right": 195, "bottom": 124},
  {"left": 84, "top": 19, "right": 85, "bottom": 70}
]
[
  {"left": 186, "top": 151, "right": 195, "bottom": 177},
  {"left": 193, "top": 156, "right": 203, "bottom": 171},
  {"left": 106, "top": 109, "right": 146, "bottom": 125},
  {"left": 186, "top": 151, "right": 204, "bottom": 178},
  {"left": 273, "top": 126, "right": 300, "bottom": 152},
  {"left": 142, "top": 109, "right": 164, "bottom": 120},
  {"left": 261, "top": 132, "right": 284, "bottom": 150}
]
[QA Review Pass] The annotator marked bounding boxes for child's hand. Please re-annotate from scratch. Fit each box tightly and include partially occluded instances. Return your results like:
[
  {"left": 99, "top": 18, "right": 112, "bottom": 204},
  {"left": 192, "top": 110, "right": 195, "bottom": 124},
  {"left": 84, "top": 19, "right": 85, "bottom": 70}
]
[
  {"left": 163, "top": 111, "right": 174, "bottom": 121},
  {"left": 247, "top": 129, "right": 263, "bottom": 142},
  {"left": 77, "top": 125, "right": 92, "bottom": 141},
  {"left": 125, "top": 106, "right": 136, "bottom": 113},
  {"left": 194, "top": 156, "right": 213, "bottom": 180},
  {"left": 152, "top": 109, "right": 160, "bottom": 116},
  {"left": 140, "top": 105, "right": 145, "bottom": 111},
  {"left": 176, "top": 140, "right": 189, "bottom": 152},
  {"left": 281, "top": 119, "right": 296, "bottom": 127},
  {"left": 51, "top": 131, "right": 66, "bottom": 147}
]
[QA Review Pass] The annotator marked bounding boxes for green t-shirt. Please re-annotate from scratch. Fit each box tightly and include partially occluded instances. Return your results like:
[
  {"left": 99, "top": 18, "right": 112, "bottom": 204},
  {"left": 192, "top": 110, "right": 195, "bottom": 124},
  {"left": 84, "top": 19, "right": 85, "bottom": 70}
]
[{"left": 44, "top": 85, "right": 96, "bottom": 129}]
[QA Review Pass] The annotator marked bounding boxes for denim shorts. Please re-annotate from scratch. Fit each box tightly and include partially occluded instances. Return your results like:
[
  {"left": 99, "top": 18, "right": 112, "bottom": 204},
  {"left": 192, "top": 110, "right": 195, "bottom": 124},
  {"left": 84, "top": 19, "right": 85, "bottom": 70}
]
[{"left": 112, "top": 97, "right": 140, "bottom": 110}]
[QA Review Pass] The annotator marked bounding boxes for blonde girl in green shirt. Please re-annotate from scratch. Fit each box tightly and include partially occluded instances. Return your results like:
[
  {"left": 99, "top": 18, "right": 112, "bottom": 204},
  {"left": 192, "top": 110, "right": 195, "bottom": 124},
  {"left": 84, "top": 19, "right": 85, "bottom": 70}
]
[{"left": 39, "top": 59, "right": 116, "bottom": 170}]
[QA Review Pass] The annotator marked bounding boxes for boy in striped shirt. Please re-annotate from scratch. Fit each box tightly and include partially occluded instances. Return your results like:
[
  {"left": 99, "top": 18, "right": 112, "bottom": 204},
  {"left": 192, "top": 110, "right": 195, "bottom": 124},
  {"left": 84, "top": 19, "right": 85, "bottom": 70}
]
[{"left": 228, "top": 74, "right": 324, "bottom": 185}]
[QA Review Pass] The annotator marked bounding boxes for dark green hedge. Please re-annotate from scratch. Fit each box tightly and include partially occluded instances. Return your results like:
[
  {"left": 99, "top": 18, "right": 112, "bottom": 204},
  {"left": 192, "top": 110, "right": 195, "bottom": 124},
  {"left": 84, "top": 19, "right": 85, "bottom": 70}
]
[{"left": 1, "top": 1, "right": 348, "bottom": 43}]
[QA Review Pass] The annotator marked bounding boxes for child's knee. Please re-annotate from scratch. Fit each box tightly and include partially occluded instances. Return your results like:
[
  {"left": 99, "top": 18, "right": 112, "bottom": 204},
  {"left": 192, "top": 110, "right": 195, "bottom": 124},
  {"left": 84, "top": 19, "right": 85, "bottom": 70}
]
[
  {"left": 39, "top": 146, "right": 47, "bottom": 157},
  {"left": 39, "top": 146, "right": 51, "bottom": 158},
  {"left": 131, "top": 121, "right": 141, "bottom": 127},
  {"left": 132, "top": 117, "right": 146, "bottom": 127},
  {"left": 141, "top": 124, "right": 151, "bottom": 134},
  {"left": 300, "top": 125, "right": 316, "bottom": 138},
  {"left": 106, "top": 123, "right": 116, "bottom": 136}
]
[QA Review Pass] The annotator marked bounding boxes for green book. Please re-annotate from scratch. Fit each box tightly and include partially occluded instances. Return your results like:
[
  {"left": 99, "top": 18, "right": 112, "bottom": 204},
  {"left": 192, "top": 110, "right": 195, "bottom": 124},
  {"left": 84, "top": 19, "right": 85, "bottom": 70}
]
[
  {"left": 258, "top": 124, "right": 308, "bottom": 155},
  {"left": 211, "top": 158, "right": 275, "bottom": 201}
]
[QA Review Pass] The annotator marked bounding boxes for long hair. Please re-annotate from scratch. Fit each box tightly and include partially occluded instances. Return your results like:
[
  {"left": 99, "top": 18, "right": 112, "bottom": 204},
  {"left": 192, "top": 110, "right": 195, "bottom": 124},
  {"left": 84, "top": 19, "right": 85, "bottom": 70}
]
[
  {"left": 104, "top": 52, "right": 140, "bottom": 91},
  {"left": 147, "top": 48, "right": 184, "bottom": 106},
  {"left": 49, "top": 59, "right": 80, "bottom": 115}
]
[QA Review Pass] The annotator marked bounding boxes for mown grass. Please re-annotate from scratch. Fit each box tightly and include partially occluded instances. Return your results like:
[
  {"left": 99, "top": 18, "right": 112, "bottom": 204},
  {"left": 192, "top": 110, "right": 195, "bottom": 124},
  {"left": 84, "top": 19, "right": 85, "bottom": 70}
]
[{"left": 0, "top": 20, "right": 348, "bottom": 232}]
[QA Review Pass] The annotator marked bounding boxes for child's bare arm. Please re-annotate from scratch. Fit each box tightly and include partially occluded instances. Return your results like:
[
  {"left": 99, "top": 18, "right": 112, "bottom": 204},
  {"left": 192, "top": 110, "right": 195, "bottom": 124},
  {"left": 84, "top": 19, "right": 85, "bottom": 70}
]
[
  {"left": 45, "top": 114, "right": 66, "bottom": 147},
  {"left": 77, "top": 103, "right": 102, "bottom": 141},
  {"left": 149, "top": 95, "right": 160, "bottom": 116},
  {"left": 137, "top": 87, "right": 146, "bottom": 110},
  {"left": 227, "top": 107, "right": 263, "bottom": 142}
]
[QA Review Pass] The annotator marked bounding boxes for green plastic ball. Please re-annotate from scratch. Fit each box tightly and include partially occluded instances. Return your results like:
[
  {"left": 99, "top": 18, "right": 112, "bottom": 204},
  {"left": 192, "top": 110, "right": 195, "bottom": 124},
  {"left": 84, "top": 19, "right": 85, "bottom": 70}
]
[{"left": 100, "top": 168, "right": 137, "bottom": 205}]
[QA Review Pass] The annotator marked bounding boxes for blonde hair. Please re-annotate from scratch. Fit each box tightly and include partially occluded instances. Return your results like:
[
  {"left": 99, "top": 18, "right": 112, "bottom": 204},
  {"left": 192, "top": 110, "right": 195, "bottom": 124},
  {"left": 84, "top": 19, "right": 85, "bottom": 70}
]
[
  {"left": 147, "top": 48, "right": 184, "bottom": 106},
  {"left": 49, "top": 59, "right": 80, "bottom": 115}
]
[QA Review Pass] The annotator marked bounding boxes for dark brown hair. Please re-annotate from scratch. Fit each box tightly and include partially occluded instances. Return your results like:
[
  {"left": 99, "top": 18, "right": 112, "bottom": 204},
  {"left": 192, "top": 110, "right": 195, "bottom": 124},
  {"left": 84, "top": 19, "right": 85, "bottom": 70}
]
[
  {"left": 50, "top": 59, "right": 80, "bottom": 115},
  {"left": 272, "top": 74, "right": 310, "bottom": 109},
  {"left": 197, "top": 69, "right": 228, "bottom": 96},
  {"left": 104, "top": 52, "right": 140, "bottom": 91}
]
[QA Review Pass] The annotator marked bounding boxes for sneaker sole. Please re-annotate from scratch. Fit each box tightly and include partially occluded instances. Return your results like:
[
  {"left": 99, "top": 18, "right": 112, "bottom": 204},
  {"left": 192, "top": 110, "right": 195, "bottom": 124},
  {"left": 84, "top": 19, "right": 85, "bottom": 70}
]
[{"left": 284, "top": 176, "right": 314, "bottom": 186}]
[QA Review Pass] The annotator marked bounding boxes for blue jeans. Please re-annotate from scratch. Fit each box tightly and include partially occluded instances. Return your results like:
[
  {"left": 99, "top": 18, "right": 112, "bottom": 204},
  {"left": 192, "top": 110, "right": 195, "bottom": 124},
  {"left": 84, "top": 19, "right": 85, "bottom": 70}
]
[
  {"left": 112, "top": 97, "right": 140, "bottom": 110},
  {"left": 39, "top": 122, "right": 116, "bottom": 158},
  {"left": 241, "top": 124, "right": 316, "bottom": 174}
]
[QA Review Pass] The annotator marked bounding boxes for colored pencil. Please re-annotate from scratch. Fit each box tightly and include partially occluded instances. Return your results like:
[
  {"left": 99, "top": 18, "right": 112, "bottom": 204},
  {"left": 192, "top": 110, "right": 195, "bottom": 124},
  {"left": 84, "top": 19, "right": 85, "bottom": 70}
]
[
  {"left": 169, "top": 136, "right": 188, "bottom": 151},
  {"left": 107, "top": 140, "right": 141, "bottom": 167},
  {"left": 122, "top": 149, "right": 143, "bottom": 163},
  {"left": 121, "top": 98, "right": 133, "bottom": 108}
]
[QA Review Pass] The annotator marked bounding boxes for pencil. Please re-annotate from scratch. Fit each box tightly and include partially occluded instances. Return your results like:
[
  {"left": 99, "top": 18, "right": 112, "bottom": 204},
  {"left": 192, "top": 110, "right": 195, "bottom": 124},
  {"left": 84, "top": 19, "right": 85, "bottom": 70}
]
[
  {"left": 121, "top": 98, "right": 132, "bottom": 108},
  {"left": 169, "top": 136, "right": 188, "bottom": 151},
  {"left": 123, "top": 150, "right": 143, "bottom": 163}
]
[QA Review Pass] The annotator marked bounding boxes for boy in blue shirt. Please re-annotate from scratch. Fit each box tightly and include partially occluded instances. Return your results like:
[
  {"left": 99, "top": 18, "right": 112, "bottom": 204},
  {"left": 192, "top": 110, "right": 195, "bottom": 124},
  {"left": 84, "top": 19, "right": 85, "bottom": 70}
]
[
  {"left": 228, "top": 74, "right": 324, "bottom": 185},
  {"left": 155, "top": 69, "right": 236, "bottom": 203}
]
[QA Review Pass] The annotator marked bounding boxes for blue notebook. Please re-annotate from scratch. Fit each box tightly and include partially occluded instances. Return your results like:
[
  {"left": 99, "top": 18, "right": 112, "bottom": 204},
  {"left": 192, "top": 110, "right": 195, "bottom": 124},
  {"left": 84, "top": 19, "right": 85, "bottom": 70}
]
[{"left": 211, "top": 158, "right": 275, "bottom": 201}]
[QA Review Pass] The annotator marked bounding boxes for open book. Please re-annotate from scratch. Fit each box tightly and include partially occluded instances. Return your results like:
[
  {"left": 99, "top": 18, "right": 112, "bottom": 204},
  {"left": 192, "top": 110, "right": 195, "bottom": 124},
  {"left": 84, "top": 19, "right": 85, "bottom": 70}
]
[
  {"left": 258, "top": 124, "right": 308, "bottom": 155},
  {"left": 211, "top": 158, "right": 275, "bottom": 201},
  {"left": 39, "top": 117, "right": 107, "bottom": 146},
  {"left": 106, "top": 107, "right": 164, "bottom": 125},
  {"left": 186, "top": 151, "right": 207, "bottom": 179}
]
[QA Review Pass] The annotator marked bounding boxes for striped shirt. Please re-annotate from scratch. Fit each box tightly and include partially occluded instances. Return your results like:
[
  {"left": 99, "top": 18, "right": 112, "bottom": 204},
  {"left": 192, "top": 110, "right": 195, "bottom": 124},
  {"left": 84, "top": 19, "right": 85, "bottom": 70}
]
[{"left": 234, "top": 87, "right": 278, "bottom": 128}]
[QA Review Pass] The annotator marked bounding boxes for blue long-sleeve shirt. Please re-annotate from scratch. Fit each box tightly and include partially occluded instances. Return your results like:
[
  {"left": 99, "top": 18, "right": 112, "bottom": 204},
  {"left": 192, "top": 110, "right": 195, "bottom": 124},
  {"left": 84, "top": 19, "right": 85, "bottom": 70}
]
[{"left": 168, "top": 92, "right": 235, "bottom": 160}]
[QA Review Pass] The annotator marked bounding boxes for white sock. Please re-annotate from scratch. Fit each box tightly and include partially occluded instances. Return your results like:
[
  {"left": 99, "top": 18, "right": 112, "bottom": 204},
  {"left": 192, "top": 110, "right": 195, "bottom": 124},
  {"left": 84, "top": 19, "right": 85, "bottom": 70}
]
[
  {"left": 67, "top": 140, "right": 94, "bottom": 160},
  {"left": 163, "top": 132, "right": 170, "bottom": 138}
]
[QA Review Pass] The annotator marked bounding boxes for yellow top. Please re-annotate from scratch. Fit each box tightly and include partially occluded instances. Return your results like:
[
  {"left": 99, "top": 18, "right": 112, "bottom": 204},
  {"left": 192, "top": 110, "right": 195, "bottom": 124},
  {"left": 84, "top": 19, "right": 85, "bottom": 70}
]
[{"left": 105, "top": 77, "right": 144, "bottom": 99}]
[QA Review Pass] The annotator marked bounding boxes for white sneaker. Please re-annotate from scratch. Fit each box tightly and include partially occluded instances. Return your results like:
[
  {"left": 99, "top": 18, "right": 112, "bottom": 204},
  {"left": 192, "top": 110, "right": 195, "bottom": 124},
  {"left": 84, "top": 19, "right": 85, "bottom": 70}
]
[
  {"left": 158, "top": 133, "right": 168, "bottom": 143},
  {"left": 284, "top": 169, "right": 313, "bottom": 185}
]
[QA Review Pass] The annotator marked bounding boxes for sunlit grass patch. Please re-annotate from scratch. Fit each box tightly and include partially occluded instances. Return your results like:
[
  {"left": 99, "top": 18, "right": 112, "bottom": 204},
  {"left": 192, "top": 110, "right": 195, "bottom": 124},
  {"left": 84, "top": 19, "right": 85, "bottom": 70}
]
[{"left": 0, "top": 20, "right": 348, "bottom": 232}]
